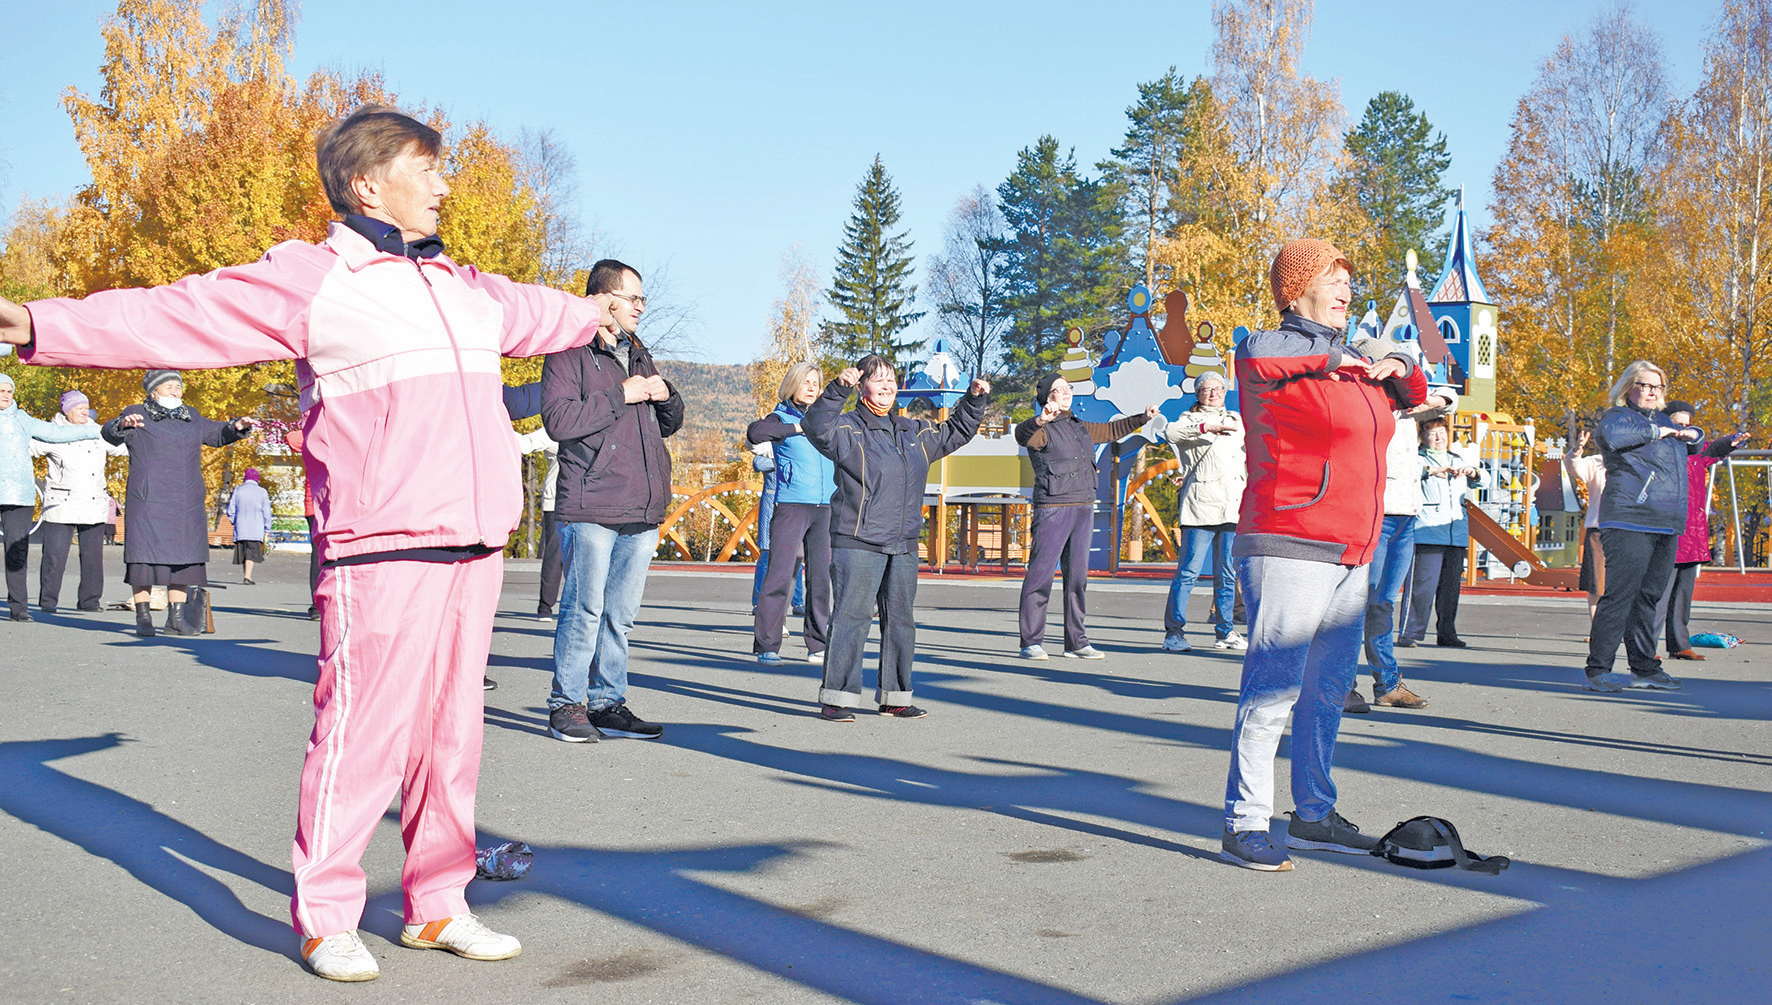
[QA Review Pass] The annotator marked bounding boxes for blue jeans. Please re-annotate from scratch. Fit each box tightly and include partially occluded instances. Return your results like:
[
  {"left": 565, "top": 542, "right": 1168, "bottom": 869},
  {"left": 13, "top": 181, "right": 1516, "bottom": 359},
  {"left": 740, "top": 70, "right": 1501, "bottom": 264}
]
[
  {"left": 1362, "top": 515, "right": 1415, "bottom": 694},
  {"left": 1165, "top": 526, "right": 1236, "bottom": 637},
  {"left": 550, "top": 522, "right": 658, "bottom": 712}
]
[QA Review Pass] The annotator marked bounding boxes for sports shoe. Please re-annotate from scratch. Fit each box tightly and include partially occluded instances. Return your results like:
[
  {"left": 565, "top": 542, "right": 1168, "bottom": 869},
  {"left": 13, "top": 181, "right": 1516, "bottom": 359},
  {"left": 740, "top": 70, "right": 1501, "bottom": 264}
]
[
  {"left": 1061, "top": 646, "right": 1105, "bottom": 659},
  {"left": 1214, "top": 631, "right": 1249, "bottom": 650},
  {"left": 819, "top": 704, "right": 855, "bottom": 722},
  {"left": 1436, "top": 637, "right": 1469, "bottom": 648},
  {"left": 878, "top": 704, "right": 928, "bottom": 718},
  {"left": 548, "top": 704, "right": 601, "bottom": 743},
  {"left": 1284, "top": 810, "right": 1379, "bottom": 854},
  {"left": 791, "top": 604, "right": 807, "bottom": 616},
  {"left": 1161, "top": 634, "right": 1192, "bottom": 653},
  {"left": 400, "top": 914, "right": 521, "bottom": 961},
  {"left": 1373, "top": 684, "right": 1428, "bottom": 708},
  {"left": 307, "top": 606, "right": 320, "bottom": 621},
  {"left": 806, "top": 650, "right": 825, "bottom": 665},
  {"left": 1019, "top": 644, "right": 1050, "bottom": 660},
  {"left": 536, "top": 603, "right": 554, "bottom": 622},
  {"left": 1583, "top": 672, "right": 1630, "bottom": 693},
  {"left": 1219, "top": 828, "right": 1293, "bottom": 871},
  {"left": 1628, "top": 670, "right": 1683, "bottom": 690},
  {"left": 482, "top": 676, "right": 497, "bottom": 691},
  {"left": 301, "top": 930, "right": 379, "bottom": 982},
  {"left": 1344, "top": 689, "right": 1371, "bottom": 714},
  {"left": 757, "top": 651, "right": 784, "bottom": 666},
  {"left": 1669, "top": 649, "right": 1706, "bottom": 661},
  {"left": 588, "top": 703, "right": 663, "bottom": 738},
  {"left": 1394, "top": 637, "right": 1417, "bottom": 648}
]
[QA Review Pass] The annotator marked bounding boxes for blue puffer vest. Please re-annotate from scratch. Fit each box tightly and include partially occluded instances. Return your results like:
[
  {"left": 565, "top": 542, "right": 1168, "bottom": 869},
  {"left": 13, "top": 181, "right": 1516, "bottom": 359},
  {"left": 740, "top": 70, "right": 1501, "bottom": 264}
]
[{"left": 770, "top": 402, "right": 837, "bottom": 505}]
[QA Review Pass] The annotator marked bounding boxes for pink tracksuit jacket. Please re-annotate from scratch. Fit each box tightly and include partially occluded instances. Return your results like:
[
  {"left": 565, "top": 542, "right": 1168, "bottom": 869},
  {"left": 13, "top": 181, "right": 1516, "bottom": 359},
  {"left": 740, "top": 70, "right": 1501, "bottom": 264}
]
[{"left": 25, "top": 222, "right": 601, "bottom": 938}]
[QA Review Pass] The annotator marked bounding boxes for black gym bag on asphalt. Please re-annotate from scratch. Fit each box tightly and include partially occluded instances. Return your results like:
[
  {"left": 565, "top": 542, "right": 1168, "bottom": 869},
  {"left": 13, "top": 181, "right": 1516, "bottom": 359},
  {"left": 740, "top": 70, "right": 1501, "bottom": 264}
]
[{"left": 1371, "top": 816, "right": 1510, "bottom": 874}]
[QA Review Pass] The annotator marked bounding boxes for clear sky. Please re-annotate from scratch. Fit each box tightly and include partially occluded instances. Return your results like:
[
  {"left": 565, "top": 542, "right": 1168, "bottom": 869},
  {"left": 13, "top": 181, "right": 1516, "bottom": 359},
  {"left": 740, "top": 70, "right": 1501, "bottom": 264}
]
[{"left": 0, "top": 1, "right": 1712, "bottom": 364}]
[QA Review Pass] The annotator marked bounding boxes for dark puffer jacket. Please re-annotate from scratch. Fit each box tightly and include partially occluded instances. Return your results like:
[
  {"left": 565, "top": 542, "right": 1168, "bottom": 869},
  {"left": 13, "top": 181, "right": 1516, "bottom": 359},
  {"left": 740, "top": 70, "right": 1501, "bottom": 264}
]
[
  {"left": 542, "top": 333, "right": 684, "bottom": 526},
  {"left": 802, "top": 381, "right": 987, "bottom": 554},
  {"left": 1014, "top": 411, "right": 1147, "bottom": 505},
  {"left": 1596, "top": 404, "right": 1700, "bottom": 535}
]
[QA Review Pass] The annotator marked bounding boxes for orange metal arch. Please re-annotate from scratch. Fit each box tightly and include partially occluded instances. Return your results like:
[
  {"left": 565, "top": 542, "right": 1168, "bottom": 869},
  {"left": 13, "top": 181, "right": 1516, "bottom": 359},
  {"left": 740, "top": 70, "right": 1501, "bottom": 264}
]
[
  {"left": 1124, "top": 458, "right": 1182, "bottom": 562},
  {"left": 659, "top": 481, "right": 763, "bottom": 562}
]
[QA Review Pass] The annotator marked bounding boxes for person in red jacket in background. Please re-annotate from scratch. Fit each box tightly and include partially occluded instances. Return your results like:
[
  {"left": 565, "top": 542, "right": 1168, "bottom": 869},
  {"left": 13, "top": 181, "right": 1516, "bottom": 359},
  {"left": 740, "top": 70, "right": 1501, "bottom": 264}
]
[{"left": 1218, "top": 239, "right": 1428, "bottom": 872}]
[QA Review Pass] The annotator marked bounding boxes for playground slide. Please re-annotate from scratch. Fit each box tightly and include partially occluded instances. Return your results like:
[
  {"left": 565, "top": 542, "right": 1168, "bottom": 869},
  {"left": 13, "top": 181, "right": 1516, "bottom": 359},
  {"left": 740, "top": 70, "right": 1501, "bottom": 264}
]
[{"left": 1464, "top": 503, "right": 1581, "bottom": 590}]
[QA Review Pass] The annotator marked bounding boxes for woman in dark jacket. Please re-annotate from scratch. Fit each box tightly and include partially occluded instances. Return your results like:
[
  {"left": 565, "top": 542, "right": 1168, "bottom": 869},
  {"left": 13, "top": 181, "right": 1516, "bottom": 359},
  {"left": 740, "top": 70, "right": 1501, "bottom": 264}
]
[
  {"left": 104, "top": 370, "right": 255, "bottom": 636},
  {"left": 802, "top": 354, "right": 988, "bottom": 721},
  {"left": 1014, "top": 373, "right": 1152, "bottom": 660},
  {"left": 1582, "top": 361, "right": 1701, "bottom": 692}
]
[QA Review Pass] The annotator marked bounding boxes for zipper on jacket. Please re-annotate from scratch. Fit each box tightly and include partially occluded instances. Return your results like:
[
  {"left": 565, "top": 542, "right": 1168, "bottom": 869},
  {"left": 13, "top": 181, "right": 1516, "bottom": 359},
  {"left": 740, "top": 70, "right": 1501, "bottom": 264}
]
[
  {"left": 415, "top": 261, "right": 489, "bottom": 547},
  {"left": 1635, "top": 470, "right": 1657, "bottom": 505}
]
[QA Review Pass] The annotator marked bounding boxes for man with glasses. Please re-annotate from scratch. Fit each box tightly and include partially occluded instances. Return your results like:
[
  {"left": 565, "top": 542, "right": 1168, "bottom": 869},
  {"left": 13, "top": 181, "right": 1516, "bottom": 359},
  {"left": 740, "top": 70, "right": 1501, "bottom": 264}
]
[{"left": 541, "top": 260, "right": 682, "bottom": 741}]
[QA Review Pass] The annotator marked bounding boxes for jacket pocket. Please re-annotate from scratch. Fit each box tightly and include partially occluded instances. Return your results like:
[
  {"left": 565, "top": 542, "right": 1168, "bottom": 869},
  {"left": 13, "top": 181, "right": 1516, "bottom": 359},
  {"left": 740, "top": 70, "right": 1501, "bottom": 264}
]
[
  {"left": 1275, "top": 461, "right": 1332, "bottom": 511},
  {"left": 1040, "top": 458, "right": 1085, "bottom": 497}
]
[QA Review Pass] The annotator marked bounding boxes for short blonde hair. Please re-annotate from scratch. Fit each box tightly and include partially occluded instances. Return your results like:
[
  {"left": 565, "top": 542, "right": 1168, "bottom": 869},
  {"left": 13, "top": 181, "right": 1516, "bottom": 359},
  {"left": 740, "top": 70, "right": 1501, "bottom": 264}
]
[
  {"left": 779, "top": 361, "right": 822, "bottom": 404},
  {"left": 1608, "top": 360, "right": 1668, "bottom": 408}
]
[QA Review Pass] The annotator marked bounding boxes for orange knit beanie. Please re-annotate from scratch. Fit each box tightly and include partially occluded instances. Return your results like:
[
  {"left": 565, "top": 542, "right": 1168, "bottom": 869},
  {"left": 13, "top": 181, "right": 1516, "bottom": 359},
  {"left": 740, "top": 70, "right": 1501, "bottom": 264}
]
[{"left": 1269, "top": 239, "right": 1352, "bottom": 311}]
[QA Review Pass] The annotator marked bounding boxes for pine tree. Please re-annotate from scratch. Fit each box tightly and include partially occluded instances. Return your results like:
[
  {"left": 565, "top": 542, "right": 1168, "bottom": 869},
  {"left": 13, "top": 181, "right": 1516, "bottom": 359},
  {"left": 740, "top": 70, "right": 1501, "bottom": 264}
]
[
  {"left": 994, "top": 136, "right": 1129, "bottom": 401},
  {"left": 1101, "top": 68, "right": 1192, "bottom": 292},
  {"left": 1337, "top": 91, "right": 1454, "bottom": 295},
  {"left": 821, "top": 155, "right": 923, "bottom": 370}
]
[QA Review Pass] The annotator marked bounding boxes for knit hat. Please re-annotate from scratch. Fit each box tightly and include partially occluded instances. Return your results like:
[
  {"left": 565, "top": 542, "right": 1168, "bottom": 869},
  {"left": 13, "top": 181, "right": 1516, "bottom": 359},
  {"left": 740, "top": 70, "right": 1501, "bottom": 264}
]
[
  {"left": 60, "top": 390, "right": 89, "bottom": 413},
  {"left": 1662, "top": 400, "right": 1696, "bottom": 417},
  {"left": 1035, "top": 373, "right": 1064, "bottom": 406},
  {"left": 1195, "top": 370, "right": 1228, "bottom": 390},
  {"left": 144, "top": 370, "right": 182, "bottom": 395},
  {"left": 0, "top": 373, "right": 13, "bottom": 392},
  {"left": 1270, "top": 239, "right": 1352, "bottom": 311},
  {"left": 244, "top": 468, "right": 261, "bottom": 481}
]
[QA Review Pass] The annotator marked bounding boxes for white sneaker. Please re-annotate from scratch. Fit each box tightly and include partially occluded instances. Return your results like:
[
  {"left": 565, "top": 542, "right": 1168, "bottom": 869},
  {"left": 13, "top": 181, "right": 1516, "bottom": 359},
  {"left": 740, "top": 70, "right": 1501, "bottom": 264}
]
[
  {"left": 1214, "top": 631, "right": 1249, "bottom": 651},
  {"left": 757, "top": 651, "right": 783, "bottom": 666},
  {"left": 806, "top": 650, "right": 825, "bottom": 665},
  {"left": 302, "top": 931, "right": 380, "bottom": 982},
  {"left": 401, "top": 914, "right": 522, "bottom": 961},
  {"left": 1062, "top": 646, "right": 1105, "bottom": 659},
  {"left": 1019, "top": 645, "right": 1049, "bottom": 660},
  {"left": 1161, "top": 634, "right": 1192, "bottom": 653}
]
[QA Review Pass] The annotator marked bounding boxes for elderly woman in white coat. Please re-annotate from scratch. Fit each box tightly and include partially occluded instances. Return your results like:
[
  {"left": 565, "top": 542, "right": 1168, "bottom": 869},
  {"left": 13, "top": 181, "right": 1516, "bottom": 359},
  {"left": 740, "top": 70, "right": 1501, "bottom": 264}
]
[
  {"left": 1401, "top": 421, "right": 1489, "bottom": 647},
  {"left": 1159, "top": 371, "right": 1248, "bottom": 652},
  {"left": 32, "top": 389, "right": 128, "bottom": 613},
  {"left": 1, "top": 374, "right": 103, "bottom": 621}
]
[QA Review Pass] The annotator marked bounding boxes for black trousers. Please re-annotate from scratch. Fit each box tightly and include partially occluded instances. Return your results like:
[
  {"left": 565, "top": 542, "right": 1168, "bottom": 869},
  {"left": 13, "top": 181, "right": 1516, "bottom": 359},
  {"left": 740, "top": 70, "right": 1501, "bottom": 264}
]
[
  {"left": 1586, "top": 529, "right": 1677, "bottom": 677},
  {"left": 1661, "top": 561, "right": 1700, "bottom": 654},
  {"left": 539, "top": 509, "right": 563, "bottom": 609},
  {"left": 1404, "top": 544, "right": 1466, "bottom": 642},
  {"left": 1, "top": 505, "right": 30, "bottom": 618},
  {"left": 39, "top": 522, "right": 106, "bottom": 611},
  {"left": 754, "top": 503, "right": 832, "bottom": 655}
]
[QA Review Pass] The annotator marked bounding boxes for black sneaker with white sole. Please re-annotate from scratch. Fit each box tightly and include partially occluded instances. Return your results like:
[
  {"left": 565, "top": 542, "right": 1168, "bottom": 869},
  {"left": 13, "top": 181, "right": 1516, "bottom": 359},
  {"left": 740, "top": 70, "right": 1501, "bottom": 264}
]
[
  {"left": 548, "top": 704, "right": 601, "bottom": 743},
  {"left": 1283, "top": 810, "right": 1379, "bottom": 854},
  {"left": 588, "top": 703, "right": 663, "bottom": 738}
]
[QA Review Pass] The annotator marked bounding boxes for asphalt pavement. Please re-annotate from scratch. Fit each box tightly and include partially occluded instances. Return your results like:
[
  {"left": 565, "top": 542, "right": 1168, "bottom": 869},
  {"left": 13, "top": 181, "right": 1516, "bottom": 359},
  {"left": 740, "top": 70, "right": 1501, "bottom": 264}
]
[{"left": 1, "top": 547, "right": 1767, "bottom": 1004}]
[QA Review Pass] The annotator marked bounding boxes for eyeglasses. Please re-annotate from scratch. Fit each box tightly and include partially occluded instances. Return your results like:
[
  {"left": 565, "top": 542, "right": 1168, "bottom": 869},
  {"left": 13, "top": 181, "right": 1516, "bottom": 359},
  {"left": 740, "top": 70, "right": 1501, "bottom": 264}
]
[
  {"left": 609, "top": 293, "right": 647, "bottom": 309},
  {"left": 1633, "top": 381, "right": 1664, "bottom": 392}
]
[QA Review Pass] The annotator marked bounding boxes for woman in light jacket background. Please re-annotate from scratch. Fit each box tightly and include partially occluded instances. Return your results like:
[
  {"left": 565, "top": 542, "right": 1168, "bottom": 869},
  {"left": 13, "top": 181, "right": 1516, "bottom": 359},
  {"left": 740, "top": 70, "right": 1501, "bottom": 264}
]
[
  {"left": 746, "top": 362, "right": 837, "bottom": 665},
  {"left": 1401, "top": 420, "right": 1487, "bottom": 648},
  {"left": 33, "top": 389, "right": 128, "bottom": 613},
  {"left": 1, "top": 373, "right": 103, "bottom": 621},
  {"left": 1159, "top": 371, "right": 1247, "bottom": 653},
  {"left": 226, "top": 468, "right": 273, "bottom": 584}
]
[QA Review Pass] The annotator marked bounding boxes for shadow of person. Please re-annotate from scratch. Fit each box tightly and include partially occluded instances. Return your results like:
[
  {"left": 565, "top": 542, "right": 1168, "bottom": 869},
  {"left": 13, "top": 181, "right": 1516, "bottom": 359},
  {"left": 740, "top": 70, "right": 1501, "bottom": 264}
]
[{"left": 0, "top": 733, "right": 293, "bottom": 956}]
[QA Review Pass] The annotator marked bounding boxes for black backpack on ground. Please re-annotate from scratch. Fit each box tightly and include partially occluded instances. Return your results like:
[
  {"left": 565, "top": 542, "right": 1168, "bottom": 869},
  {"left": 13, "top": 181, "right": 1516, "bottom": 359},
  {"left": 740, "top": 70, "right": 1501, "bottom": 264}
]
[{"left": 1371, "top": 816, "right": 1510, "bottom": 875}]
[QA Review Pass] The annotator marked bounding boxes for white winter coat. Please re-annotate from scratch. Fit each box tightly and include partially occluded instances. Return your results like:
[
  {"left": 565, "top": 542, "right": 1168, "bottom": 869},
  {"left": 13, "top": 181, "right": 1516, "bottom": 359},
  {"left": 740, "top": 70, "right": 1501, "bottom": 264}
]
[
  {"left": 1382, "top": 389, "right": 1458, "bottom": 516},
  {"left": 1163, "top": 406, "right": 1246, "bottom": 527},
  {"left": 31, "top": 414, "right": 128, "bottom": 525}
]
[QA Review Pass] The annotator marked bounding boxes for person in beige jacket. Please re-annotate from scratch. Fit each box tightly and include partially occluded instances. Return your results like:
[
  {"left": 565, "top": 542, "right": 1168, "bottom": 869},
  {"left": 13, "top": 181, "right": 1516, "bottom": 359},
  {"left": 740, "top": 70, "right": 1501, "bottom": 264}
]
[{"left": 1160, "top": 372, "right": 1247, "bottom": 652}]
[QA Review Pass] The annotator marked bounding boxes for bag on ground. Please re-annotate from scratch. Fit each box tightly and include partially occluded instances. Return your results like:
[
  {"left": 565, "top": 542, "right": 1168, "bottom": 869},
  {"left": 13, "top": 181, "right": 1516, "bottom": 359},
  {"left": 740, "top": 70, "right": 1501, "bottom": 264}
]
[{"left": 1371, "top": 816, "right": 1509, "bottom": 874}]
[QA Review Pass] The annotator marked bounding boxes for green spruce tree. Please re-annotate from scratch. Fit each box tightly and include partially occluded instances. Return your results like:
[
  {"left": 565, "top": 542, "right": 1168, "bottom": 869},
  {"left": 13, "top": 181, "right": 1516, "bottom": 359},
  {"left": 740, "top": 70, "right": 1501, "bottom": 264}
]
[
  {"left": 993, "top": 136, "right": 1129, "bottom": 402},
  {"left": 1101, "top": 68, "right": 1192, "bottom": 293},
  {"left": 821, "top": 155, "right": 923, "bottom": 371},
  {"left": 1338, "top": 91, "right": 1455, "bottom": 297}
]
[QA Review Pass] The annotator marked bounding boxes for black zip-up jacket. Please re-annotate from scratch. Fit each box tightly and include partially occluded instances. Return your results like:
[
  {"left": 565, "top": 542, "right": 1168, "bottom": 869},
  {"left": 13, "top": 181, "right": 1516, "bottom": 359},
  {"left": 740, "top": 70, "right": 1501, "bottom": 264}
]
[
  {"left": 1596, "top": 403, "right": 1701, "bottom": 534},
  {"left": 802, "top": 381, "right": 988, "bottom": 553},
  {"left": 1014, "top": 411, "right": 1147, "bottom": 505},
  {"left": 542, "top": 332, "right": 684, "bottom": 526}
]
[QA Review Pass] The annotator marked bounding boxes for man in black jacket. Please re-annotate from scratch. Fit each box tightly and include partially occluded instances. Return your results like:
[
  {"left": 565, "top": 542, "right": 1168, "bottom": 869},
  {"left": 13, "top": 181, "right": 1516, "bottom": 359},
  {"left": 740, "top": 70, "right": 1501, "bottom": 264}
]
[
  {"left": 802, "top": 355, "right": 988, "bottom": 721},
  {"left": 540, "top": 260, "right": 683, "bottom": 741}
]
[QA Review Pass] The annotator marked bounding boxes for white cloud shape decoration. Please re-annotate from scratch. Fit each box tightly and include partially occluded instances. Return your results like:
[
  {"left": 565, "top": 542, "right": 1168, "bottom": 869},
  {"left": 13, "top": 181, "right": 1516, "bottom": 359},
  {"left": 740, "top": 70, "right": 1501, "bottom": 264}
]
[{"left": 1095, "top": 356, "right": 1174, "bottom": 416}]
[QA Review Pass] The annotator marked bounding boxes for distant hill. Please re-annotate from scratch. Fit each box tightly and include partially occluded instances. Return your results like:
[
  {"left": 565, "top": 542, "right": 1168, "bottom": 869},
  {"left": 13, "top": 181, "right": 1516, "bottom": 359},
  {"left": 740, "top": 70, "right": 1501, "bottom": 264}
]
[{"left": 655, "top": 359, "right": 756, "bottom": 460}]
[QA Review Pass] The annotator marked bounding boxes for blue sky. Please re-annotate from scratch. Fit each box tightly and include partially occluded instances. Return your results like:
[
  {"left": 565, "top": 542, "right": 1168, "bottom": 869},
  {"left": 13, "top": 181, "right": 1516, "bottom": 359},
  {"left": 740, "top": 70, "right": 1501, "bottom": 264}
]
[{"left": 1, "top": 1, "right": 1710, "bottom": 364}]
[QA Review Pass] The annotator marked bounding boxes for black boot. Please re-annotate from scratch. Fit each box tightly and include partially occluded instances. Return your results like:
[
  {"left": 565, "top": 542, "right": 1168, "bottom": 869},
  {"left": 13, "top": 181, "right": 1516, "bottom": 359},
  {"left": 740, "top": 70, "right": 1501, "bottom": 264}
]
[
  {"left": 164, "top": 601, "right": 194, "bottom": 636},
  {"left": 135, "top": 602, "right": 155, "bottom": 637}
]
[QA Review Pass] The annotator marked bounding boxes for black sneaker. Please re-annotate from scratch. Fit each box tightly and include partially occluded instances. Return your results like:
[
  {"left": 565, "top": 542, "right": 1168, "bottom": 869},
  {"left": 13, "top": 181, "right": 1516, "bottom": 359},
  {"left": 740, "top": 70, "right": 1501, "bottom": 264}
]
[
  {"left": 588, "top": 703, "right": 663, "bottom": 739},
  {"left": 482, "top": 676, "right": 497, "bottom": 691},
  {"left": 878, "top": 704, "right": 928, "bottom": 719},
  {"left": 1436, "top": 637, "right": 1468, "bottom": 648},
  {"left": 820, "top": 704, "right": 856, "bottom": 722},
  {"left": 1283, "top": 810, "right": 1379, "bottom": 854},
  {"left": 548, "top": 704, "right": 600, "bottom": 743}
]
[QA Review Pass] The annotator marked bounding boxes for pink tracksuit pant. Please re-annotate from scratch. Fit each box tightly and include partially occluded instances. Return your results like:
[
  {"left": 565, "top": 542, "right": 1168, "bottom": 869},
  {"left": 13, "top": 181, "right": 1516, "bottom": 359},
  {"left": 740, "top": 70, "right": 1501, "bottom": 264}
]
[{"left": 290, "top": 552, "right": 501, "bottom": 938}]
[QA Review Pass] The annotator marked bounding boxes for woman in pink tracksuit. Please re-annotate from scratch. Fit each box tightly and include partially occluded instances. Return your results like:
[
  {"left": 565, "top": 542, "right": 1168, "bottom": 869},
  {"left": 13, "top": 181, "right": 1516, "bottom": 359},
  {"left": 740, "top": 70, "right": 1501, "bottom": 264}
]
[{"left": 0, "top": 106, "right": 601, "bottom": 982}]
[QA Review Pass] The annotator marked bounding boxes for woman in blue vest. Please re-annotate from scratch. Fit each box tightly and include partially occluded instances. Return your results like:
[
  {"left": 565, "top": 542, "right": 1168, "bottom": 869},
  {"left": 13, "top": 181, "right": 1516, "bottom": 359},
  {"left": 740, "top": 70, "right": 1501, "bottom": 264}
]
[{"left": 746, "top": 362, "right": 837, "bottom": 665}]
